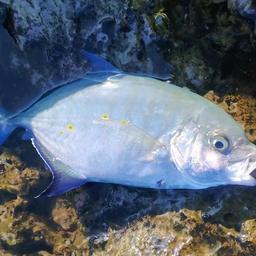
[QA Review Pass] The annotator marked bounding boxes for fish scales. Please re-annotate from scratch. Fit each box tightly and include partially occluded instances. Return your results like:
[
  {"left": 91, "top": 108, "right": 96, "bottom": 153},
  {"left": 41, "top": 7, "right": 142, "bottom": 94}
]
[
  {"left": 0, "top": 51, "right": 256, "bottom": 197},
  {"left": 28, "top": 77, "right": 178, "bottom": 164}
]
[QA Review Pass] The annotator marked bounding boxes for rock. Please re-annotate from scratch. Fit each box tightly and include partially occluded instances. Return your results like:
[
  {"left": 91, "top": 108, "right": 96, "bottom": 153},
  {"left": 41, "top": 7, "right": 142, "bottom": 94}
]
[{"left": 52, "top": 198, "right": 78, "bottom": 231}]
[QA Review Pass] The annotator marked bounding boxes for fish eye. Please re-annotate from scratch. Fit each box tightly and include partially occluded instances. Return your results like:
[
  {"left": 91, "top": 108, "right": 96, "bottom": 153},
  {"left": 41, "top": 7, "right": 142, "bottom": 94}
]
[{"left": 210, "top": 135, "right": 229, "bottom": 152}]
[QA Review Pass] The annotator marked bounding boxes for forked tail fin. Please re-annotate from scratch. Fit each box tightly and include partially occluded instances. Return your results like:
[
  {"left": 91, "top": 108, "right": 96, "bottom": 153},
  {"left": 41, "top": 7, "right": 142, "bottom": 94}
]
[{"left": 0, "top": 106, "right": 16, "bottom": 145}]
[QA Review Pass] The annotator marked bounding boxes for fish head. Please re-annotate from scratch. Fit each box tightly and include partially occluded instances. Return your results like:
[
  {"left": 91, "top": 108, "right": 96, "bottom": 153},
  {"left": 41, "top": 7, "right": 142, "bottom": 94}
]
[{"left": 170, "top": 104, "right": 256, "bottom": 189}]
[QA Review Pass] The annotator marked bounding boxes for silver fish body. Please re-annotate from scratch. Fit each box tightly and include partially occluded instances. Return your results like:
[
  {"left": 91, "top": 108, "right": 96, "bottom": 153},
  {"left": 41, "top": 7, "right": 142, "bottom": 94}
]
[{"left": 1, "top": 54, "right": 256, "bottom": 197}]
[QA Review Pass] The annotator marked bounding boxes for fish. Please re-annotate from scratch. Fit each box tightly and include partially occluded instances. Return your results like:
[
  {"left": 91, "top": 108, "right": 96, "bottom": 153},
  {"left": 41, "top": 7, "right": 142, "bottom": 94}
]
[{"left": 0, "top": 51, "right": 256, "bottom": 197}]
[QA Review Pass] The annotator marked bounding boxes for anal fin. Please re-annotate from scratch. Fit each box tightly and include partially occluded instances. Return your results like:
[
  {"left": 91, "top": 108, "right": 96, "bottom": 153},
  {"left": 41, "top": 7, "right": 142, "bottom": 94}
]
[{"left": 31, "top": 138, "right": 86, "bottom": 197}]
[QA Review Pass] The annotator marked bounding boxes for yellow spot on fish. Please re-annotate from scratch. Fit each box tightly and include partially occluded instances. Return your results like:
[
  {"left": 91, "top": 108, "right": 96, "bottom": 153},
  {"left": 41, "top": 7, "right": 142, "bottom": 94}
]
[
  {"left": 121, "top": 120, "right": 127, "bottom": 125},
  {"left": 60, "top": 131, "right": 64, "bottom": 135},
  {"left": 66, "top": 124, "right": 75, "bottom": 131},
  {"left": 101, "top": 114, "right": 110, "bottom": 120}
]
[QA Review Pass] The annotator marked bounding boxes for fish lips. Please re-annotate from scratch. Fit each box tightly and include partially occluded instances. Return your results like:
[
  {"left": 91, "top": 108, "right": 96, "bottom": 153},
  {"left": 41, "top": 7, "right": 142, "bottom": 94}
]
[
  {"left": 240, "top": 152, "right": 256, "bottom": 185},
  {"left": 226, "top": 142, "right": 256, "bottom": 185},
  {"left": 249, "top": 148, "right": 256, "bottom": 180},
  {"left": 244, "top": 146, "right": 256, "bottom": 182},
  {"left": 250, "top": 168, "right": 256, "bottom": 180}
]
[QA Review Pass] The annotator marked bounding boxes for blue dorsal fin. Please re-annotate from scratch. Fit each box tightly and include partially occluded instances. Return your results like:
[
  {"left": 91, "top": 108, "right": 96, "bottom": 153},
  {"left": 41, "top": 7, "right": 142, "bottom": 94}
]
[
  {"left": 81, "top": 50, "right": 121, "bottom": 74},
  {"left": 31, "top": 138, "right": 87, "bottom": 197}
]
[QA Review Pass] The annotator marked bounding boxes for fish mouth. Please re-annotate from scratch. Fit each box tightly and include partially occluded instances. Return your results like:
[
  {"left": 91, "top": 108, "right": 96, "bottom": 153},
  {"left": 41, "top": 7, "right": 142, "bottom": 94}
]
[
  {"left": 228, "top": 142, "right": 256, "bottom": 185},
  {"left": 250, "top": 168, "right": 256, "bottom": 180},
  {"left": 244, "top": 155, "right": 256, "bottom": 184},
  {"left": 247, "top": 148, "right": 256, "bottom": 182},
  {"left": 245, "top": 158, "right": 256, "bottom": 185}
]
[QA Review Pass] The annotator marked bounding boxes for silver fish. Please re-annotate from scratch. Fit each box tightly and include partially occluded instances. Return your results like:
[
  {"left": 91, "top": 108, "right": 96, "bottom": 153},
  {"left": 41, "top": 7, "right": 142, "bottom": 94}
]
[{"left": 1, "top": 51, "right": 256, "bottom": 197}]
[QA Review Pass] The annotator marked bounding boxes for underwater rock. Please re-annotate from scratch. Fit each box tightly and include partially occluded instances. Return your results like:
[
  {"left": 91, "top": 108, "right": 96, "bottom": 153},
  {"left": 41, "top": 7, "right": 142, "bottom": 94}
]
[
  {"left": 205, "top": 91, "right": 256, "bottom": 142},
  {"left": 204, "top": 69, "right": 256, "bottom": 143},
  {"left": 52, "top": 198, "right": 79, "bottom": 231},
  {"left": 228, "top": 0, "right": 256, "bottom": 34},
  {"left": 0, "top": 147, "right": 43, "bottom": 196},
  {"left": 0, "top": 0, "right": 174, "bottom": 112},
  {"left": 0, "top": 0, "right": 255, "bottom": 110},
  {"left": 0, "top": 1, "right": 89, "bottom": 112},
  {"left": 1, "top": 181, "right": 256, "bottom": 254},
  {"left": 70, "top": 184, "right": 256, "bottom": 255}
]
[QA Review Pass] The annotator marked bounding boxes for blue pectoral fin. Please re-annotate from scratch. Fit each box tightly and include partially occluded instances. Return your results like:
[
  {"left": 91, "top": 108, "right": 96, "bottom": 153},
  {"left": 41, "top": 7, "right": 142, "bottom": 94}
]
[
  {"left": 31, "top": 139, "right": 87, "bottom": 197},
  {"left": 81, "top": 50, "right": 121, "bottom": 74}
]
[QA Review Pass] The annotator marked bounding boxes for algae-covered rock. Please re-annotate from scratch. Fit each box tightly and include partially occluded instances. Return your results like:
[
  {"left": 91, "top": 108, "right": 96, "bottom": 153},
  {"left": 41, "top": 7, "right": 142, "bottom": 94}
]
[
  {"left": 204, "top": 73, "right": 256, "bottom": 143},
  {"left": 52, "top": 198, "right": 79, "bottom": 231},
  {"left": 0, "top": 147, "right": 41, "bottom": 196}
]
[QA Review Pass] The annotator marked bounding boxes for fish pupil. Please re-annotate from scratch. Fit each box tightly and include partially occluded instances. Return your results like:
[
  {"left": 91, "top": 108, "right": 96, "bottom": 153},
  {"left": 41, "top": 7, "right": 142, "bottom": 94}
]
[
  {"left": 215, "top": 141, "right": 224, "bottom": 149},
  {"left": 210, "top": 134, "right": 229, "bottom": 152}
]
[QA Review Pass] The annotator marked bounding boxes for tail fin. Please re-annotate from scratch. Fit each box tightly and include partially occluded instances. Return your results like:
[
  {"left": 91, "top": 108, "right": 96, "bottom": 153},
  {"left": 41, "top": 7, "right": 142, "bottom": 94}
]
[{"left": 0, "top": 106, "right": 16, "bottom": 145}]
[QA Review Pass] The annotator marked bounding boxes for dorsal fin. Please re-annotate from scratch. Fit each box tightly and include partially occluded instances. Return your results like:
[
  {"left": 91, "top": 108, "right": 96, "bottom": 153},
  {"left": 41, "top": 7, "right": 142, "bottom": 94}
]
[{"left": 81, "top": 50, "right": 121, "bottom": 74}]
